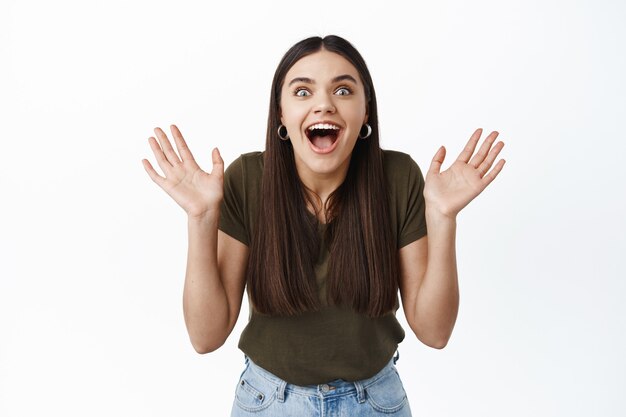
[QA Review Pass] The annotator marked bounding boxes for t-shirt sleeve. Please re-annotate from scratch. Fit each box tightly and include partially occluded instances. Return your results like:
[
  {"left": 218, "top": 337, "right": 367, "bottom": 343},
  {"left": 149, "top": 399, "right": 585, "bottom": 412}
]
[
  {"left": 218, "top": 156, "right": 250, "bottom": 246},
  {"left": 398, "top": 156, "right": 428, "bottom": 248}
]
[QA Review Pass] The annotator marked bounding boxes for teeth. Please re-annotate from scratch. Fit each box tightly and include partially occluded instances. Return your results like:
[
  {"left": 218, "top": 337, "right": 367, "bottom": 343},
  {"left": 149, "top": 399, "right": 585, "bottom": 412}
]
[{"left": 307, "top": 123, "right": 340, "bottom": 131}]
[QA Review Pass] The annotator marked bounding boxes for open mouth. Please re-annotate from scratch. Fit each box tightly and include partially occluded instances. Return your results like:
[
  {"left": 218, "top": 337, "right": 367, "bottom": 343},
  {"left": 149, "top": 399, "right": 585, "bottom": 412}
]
[{"left": 305, "top": 123, "right": 342, "bottom": 152}]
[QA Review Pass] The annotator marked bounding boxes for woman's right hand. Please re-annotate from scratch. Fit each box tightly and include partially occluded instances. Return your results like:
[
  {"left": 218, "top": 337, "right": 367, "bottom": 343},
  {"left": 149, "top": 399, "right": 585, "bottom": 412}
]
[{"left": 142, "top": 125, "right": 224, "bottom": 219}]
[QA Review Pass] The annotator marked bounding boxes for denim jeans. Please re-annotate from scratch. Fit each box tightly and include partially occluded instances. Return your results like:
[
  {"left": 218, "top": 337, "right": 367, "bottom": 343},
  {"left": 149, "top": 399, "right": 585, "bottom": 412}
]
[{"left": 230, "top": 350, "right": 412, "bottom": 416}]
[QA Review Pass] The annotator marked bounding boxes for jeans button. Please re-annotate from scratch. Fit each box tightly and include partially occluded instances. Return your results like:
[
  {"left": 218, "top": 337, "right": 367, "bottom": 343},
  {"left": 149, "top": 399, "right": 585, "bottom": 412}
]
[{"left": 321, "top": 384, "right": 329, "bottom": 392}]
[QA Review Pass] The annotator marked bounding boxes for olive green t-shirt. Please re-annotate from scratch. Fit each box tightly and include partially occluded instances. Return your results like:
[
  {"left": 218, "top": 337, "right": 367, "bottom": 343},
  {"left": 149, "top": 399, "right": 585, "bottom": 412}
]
[{"left": 218, "top": 150, "right": 427, "bottom": 385}]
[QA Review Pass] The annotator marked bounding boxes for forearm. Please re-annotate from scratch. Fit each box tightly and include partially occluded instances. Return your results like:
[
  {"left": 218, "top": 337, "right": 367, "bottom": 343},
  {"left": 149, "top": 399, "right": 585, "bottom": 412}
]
[
  {"left": 183, "top": 212, "right": 229, "bottom": 353},
  {"left": 414, "top": 205, "right": 460, "bottom": 348}
]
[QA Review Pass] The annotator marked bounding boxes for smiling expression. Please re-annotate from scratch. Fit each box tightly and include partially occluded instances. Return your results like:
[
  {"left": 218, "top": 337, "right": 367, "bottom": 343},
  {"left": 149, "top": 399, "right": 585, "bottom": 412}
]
[{"left": 279, "top": 49, "right": 369, "bottom": 194}]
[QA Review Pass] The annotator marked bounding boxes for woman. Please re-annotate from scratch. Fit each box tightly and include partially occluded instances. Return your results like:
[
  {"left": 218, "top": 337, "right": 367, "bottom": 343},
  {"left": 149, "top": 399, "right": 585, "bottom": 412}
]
[{"left": 142, "top": 35, "right": 505, "bottom": 416}]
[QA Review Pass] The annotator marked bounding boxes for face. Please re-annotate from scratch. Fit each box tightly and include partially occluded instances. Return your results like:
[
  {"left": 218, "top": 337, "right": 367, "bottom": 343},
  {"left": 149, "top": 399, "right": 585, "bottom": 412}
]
[{"left": 279, "top": 49, "right": 369, "bottom": 191}]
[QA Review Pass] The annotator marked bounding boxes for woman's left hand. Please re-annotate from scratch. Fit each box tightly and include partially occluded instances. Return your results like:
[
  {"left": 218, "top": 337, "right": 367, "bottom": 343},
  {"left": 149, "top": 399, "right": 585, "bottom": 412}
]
[{"left": 423, "top": 128, "right": 506, "bottom": 218}]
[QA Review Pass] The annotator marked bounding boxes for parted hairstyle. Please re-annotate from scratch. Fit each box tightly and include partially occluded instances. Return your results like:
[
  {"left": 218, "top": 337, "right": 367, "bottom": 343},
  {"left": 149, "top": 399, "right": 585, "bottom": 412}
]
[{"left": 247, "top": 35, "right": 399, "bottom": 318}]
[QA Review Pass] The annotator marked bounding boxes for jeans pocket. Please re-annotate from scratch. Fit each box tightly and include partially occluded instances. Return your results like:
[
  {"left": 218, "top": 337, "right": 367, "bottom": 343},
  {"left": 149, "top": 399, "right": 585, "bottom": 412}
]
[
  {"left": 234, "top": 366, "right": 277, "bottom": 413},
  {"left": 364, "top": 368, "right": 408, "bottom": 413}
]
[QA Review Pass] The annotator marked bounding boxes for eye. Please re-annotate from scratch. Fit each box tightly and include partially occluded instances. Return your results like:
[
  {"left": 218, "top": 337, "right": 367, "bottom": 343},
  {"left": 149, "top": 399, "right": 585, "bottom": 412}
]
[
  {"left": 335, "top": 86, "right": 352, "bottom": 96},
  {"left": 294, "top": 88, "right": 310, "bottom": 97}
]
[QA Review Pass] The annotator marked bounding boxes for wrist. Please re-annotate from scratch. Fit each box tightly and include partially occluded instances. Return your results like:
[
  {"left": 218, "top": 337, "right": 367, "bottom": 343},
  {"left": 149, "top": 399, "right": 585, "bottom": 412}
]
[
  {"left": 426, "top": 205, "right": 456, "bottom": 230},
  {"left": 188, "top": 208, "right": 220, "bottom": 225},
  {"left": 425, "top": 203, "right": 457, "bottom": 223}
]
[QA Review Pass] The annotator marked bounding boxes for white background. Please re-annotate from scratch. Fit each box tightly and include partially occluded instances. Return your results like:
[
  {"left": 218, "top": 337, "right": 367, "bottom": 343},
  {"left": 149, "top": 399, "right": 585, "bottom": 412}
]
[{"left": 1, "top": 0, "right": 624, "bottom": 416}]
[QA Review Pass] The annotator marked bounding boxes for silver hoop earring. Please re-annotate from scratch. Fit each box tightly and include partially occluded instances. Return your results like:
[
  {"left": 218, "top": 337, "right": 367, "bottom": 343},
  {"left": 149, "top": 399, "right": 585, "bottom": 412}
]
[
  {"left": 358, "top": 123, "right": 372, "bottom": 139},
  {"left": 277, "top": 124, "right": 289, "bottom": 140}
]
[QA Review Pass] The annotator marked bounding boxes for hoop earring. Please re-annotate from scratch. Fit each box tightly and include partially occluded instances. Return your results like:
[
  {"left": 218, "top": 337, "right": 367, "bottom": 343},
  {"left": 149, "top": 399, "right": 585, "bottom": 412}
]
[
  {"left": 277, "top": 124, "right": 290, "bottom": 140},
  {"left": 358, "top": 123, "right": 372, "bottom": 139}
]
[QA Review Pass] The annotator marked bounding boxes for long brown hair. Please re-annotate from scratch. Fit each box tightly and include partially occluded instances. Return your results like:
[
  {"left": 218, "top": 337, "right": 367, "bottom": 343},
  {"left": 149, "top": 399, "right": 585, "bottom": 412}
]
[{"left": 247, "top": 35, "right": 398, "bottom": 318}]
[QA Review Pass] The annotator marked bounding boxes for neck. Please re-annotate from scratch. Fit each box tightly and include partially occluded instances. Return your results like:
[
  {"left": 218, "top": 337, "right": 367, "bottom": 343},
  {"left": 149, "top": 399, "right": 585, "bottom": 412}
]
[
  {"left": 297, "top": 166, "right": 348, "bottom": 201},
  {"left": 295, "top": 162, "right": 350, "bottom": 223}
]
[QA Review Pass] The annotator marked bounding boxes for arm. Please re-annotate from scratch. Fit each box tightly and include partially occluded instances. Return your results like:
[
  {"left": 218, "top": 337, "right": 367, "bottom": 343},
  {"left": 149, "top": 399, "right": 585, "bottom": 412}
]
[
  {"left": 399, "top": 128, "right": 505, "bottom": 349},
  {"left": 183, "top": 215, "right": 248, "bottom": 354},
  {"left": 143, "top": 125, "right": 248, "bottom": 354},
  {"left": 398, "top": 210, "right": 458, "bottom": 349}
]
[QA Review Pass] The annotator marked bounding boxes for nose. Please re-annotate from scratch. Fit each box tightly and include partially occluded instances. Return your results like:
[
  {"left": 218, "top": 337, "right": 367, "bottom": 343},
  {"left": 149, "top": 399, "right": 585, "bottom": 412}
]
[{"left": 314, "top": 92, "right": 336, "bottom": 114}]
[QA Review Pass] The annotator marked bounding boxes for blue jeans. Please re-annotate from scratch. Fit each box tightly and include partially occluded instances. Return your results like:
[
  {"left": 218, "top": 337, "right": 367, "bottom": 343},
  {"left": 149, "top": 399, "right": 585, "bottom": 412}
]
[{"left": 230, "top": 350, "right": 412, "bottom": 416}]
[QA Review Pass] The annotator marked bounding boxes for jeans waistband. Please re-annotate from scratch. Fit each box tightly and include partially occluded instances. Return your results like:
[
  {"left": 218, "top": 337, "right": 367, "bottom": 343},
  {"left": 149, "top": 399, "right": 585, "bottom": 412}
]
[{"left": 243, "top": 349, "right": 400, "bottom": 403}]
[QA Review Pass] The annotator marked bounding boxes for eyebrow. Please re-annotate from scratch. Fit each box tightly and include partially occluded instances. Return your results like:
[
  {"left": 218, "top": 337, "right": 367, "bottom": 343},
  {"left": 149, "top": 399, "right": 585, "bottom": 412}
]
[{"left": 288, "top": 74, "right": 358, "bottom": 87}]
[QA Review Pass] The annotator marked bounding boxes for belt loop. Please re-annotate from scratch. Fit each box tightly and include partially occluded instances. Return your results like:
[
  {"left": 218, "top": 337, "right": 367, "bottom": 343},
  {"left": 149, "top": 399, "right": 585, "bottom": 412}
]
[
  {"left": 393, "top": 349, "right": 400, "bottom": 365},
  {"left": 353, "top": 380, "right": 366, "bottom": 403},
  {"left": 276, "top": 380, "right": 287, "bottom": 403}
]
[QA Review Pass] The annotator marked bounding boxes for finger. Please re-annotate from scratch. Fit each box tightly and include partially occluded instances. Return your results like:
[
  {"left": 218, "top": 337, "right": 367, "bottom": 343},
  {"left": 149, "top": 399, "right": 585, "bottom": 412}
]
[
  {"left": 170, "top": 124, "right": 197, "bottom": 163},
  {"left": 481, "top": 158, "right": 506, "bottom": 187},
  {"left": 210, "top": 147, "right": 224, "bottom": 179},
  {"left": 477, "top": 141, "right": 505, "bottom": 177},
  {"left": 428, "top": 146, "right": 446, "bottom": 175},
  {"left": 456, "top": 128, "right": 482, "bottom": 164},
  {"left": 154, "top": 127, "right": 182, "bottom": 166},
  {"left": 148, "top": 136, "right": 173, "bottom": 176},
  {"left": 469, "top": 131, "right": 499, "bottom": 168},
  {"left": 142, "top": 158, "right": 167, "bottom": 187}
]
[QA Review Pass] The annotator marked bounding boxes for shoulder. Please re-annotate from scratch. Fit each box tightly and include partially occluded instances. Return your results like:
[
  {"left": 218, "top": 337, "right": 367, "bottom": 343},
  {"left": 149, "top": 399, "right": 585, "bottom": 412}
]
[
  {"left": 220, "top": 151, "right": 264, "bottom": 244},
  {"left": 382, "top": 148, "right": 413, "bottom": 163},
  {"left": 381, "top": 150, "right": 428, "bottom": 247},
  {"left": 381, "top": 149, "right": 423, "bottom": 183},
  {"left": 240, "top": 150, "right": 264, "bottom": 163},
  {"left": 222, "top": 151, "right": 264, "bottom": 204},
  {"left": 224, "top": 151, "right": 264, "bottom": 182},
  {"left": 226, "top": 151, "right": 264, "bottom": 172}
]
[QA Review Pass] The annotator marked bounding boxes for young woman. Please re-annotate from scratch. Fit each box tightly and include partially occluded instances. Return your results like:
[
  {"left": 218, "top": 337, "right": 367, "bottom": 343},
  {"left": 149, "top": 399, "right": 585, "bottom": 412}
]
[{"left": 142, "top": 35, "right": 505, "bottom": 417}]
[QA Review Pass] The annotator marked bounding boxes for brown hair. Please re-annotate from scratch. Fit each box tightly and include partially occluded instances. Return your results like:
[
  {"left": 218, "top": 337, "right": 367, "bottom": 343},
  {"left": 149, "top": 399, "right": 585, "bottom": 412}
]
[{"left": 247, "top": 35, "right": 398, "bottom": 318}]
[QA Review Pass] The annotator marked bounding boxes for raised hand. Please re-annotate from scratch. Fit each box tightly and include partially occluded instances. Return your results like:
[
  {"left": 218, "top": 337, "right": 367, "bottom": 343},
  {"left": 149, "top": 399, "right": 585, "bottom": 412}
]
[
  {"left": 142, "top": 125, "right": 224, "bottom": 219},
  {"left": 424, "top": 128, "right": 506, "bottom": 218}
]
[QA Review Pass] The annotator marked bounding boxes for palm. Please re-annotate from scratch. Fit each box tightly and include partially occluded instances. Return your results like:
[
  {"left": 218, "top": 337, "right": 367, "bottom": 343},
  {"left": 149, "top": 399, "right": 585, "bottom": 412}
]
[
  {"left": 163, "top": 161, "right": 222, "bottom": 216},
  {"left": 142, "top": 125, "right": 224, "bottom": 218},
  {"left": 424, "top": 129, "right": 506, "bottom": 218}
]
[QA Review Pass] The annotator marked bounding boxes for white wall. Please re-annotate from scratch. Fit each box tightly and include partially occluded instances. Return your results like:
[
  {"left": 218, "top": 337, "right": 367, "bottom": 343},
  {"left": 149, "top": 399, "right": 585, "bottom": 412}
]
[{"left": 1, "top": 0, "right": 624, "bottom": 416}]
